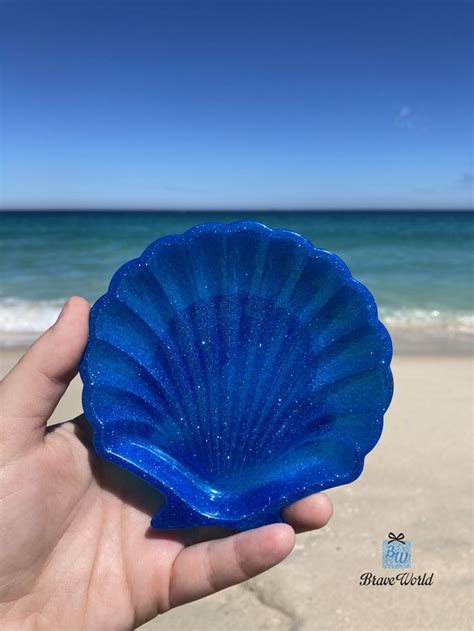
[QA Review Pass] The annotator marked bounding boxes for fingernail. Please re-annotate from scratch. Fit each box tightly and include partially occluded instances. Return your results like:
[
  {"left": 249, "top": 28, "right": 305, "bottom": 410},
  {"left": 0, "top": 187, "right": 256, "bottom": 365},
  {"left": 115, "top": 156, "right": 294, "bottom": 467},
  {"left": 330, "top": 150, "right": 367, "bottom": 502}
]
[{"left": 57, "top": 298, "right": 70, "bottom": 322}]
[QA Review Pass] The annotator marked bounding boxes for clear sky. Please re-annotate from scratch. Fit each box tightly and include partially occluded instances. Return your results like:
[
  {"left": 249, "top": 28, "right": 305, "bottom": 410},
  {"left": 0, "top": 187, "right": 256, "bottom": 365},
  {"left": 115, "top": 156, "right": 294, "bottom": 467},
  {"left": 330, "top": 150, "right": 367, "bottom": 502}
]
[{"left": 1, "top": 1, "right": 472, "bottom": 210}]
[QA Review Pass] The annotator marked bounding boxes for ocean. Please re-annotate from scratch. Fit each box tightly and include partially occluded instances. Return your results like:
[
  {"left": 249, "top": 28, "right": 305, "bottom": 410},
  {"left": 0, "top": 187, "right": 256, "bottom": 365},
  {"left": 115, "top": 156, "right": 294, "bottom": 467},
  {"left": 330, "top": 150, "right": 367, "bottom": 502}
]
[{"left": 1, "top": 211, "right": 473, "bottom": 353}]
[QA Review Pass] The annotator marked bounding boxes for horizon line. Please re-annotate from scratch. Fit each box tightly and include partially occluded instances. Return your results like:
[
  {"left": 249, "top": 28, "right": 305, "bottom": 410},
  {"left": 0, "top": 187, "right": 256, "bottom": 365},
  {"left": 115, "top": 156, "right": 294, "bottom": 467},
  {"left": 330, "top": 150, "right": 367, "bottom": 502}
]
[{"left": 1, "top": 207, "right": 473, "bottom": 213}]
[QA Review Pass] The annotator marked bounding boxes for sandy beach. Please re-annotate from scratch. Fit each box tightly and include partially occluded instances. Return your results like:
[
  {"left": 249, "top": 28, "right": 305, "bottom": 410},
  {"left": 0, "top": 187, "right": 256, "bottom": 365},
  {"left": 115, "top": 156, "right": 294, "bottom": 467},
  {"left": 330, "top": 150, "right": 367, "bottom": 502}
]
[{"left": 1, "top": 345, "right": 472, "bottom": 631}]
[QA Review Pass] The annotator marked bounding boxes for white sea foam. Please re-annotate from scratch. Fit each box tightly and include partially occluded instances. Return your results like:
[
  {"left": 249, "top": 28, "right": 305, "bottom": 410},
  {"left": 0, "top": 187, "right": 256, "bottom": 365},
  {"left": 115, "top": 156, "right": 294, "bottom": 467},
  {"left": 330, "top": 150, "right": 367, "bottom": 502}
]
[
  {"left": 0, "top": 298, "right": 472, "bottom": 348},
  {"left": 0, "top": 299, "right": 64, "bottom": 346},
  {"left": 379, "top": 307, "right": 474, "bottom": 333}
]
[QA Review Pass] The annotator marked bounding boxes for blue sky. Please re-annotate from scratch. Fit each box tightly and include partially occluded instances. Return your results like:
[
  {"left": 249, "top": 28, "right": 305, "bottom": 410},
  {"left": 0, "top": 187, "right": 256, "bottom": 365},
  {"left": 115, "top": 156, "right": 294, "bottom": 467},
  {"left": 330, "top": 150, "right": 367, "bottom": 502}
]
[{"left": 1, "top": 1, "right": 472, "bottom": 210}]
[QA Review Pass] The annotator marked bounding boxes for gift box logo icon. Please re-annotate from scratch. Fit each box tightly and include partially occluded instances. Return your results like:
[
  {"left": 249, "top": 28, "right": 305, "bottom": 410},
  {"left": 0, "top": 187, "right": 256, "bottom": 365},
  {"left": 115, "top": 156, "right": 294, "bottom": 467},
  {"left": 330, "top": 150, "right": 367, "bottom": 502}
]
[{"left": 382, "top": 532, "right": 411, "bottom": 569}]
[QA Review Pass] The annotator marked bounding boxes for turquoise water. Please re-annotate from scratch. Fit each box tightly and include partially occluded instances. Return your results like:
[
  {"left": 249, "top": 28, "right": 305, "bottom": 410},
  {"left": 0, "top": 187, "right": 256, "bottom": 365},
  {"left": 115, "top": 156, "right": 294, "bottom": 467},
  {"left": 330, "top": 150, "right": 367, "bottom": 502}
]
[{"left": 1, "top": 211, "right": 473, "bottom": 346}]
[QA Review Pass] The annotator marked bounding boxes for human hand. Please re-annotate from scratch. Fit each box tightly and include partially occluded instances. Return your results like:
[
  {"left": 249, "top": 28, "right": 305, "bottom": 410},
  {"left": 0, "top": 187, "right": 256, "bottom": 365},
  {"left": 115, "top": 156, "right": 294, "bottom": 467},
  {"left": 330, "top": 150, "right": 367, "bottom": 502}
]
[{"left": 0, "top": 297, "right": 333, "bottom": 631}]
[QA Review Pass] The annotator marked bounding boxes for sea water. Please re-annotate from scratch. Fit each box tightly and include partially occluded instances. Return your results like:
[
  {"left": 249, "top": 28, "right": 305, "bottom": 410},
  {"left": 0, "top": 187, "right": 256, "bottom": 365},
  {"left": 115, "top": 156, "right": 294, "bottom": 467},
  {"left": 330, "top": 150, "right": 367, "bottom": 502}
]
[{"left": 1, "top": 210, "right": 472, "bottom": 352}]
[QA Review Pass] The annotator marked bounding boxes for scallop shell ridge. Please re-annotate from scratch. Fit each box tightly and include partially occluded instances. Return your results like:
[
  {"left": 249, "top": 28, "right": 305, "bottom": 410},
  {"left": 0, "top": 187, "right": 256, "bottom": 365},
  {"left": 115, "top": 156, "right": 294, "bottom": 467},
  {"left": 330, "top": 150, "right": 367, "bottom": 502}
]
[{"left": 80, "top": 221, "right": 393, "bottom": 530}]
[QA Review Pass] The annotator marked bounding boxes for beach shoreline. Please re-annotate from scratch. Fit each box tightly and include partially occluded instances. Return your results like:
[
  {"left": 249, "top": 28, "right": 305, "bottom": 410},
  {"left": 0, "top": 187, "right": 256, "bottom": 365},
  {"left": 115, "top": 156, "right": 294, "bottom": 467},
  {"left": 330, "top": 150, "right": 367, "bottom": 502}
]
[{"left": 2, "top": 327, "right": 472, "bottom": 357}]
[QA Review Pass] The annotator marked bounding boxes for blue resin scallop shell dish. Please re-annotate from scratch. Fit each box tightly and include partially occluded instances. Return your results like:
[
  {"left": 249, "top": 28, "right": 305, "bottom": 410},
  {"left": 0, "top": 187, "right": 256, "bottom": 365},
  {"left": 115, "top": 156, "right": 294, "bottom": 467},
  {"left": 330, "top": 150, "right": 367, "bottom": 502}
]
[{"left": 80, "top": 221, "right": 393, "bottom": 531}]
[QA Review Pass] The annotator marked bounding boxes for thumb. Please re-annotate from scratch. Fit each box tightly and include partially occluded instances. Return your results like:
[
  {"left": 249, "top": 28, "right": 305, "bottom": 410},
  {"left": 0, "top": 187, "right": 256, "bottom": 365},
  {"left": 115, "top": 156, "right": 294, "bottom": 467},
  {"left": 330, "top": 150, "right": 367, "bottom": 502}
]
[{"left": 0, "top": 296, "right": 90, "bottom": 455}]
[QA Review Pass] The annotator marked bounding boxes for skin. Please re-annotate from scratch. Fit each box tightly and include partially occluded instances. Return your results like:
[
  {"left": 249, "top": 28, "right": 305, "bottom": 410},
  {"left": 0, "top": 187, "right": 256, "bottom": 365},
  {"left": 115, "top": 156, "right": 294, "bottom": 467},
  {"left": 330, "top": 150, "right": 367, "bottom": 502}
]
[{"left": 0, "top": 297, "right": 332, "bottom": 631}]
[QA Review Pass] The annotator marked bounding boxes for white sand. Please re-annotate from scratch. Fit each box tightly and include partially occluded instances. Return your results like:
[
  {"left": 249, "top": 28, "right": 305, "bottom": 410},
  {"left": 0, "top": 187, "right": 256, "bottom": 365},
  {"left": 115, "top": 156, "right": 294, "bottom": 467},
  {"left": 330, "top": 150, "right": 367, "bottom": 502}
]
[{"left": 1, "top": 350, "right": 472, "bottom": 630}]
